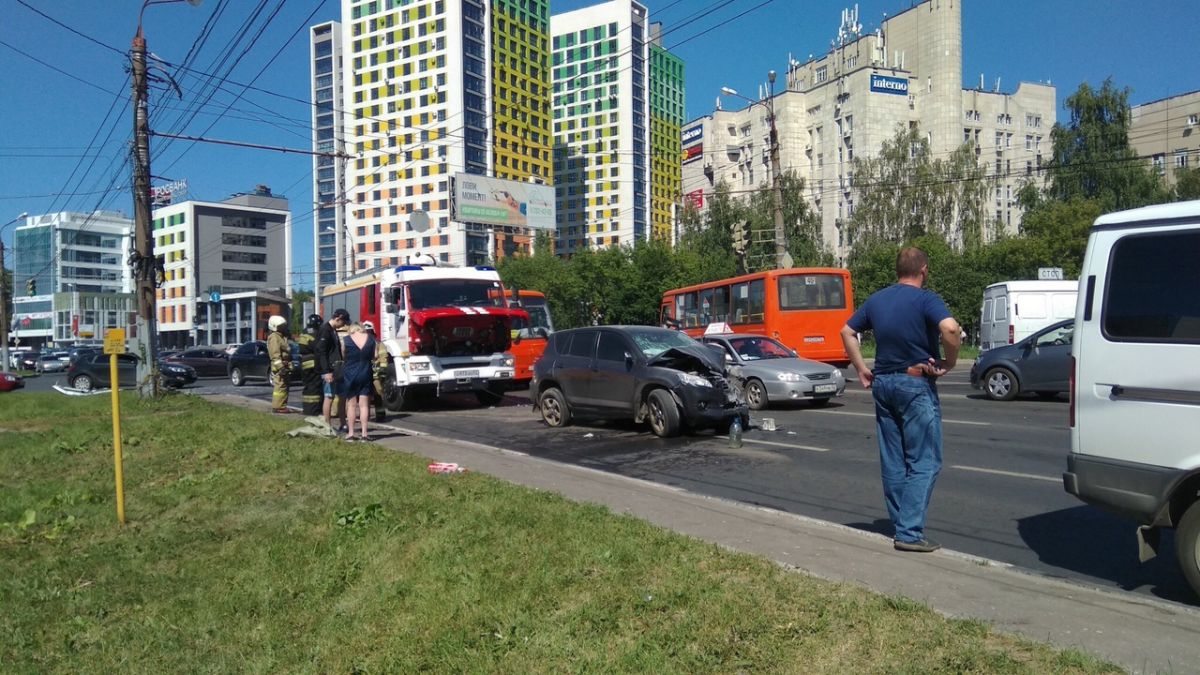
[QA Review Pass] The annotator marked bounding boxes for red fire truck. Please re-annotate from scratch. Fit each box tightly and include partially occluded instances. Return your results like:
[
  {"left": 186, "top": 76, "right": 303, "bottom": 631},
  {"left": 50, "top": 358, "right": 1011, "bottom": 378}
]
[{"left": 321, "top": 260, "right": 529, "bottom": 409}]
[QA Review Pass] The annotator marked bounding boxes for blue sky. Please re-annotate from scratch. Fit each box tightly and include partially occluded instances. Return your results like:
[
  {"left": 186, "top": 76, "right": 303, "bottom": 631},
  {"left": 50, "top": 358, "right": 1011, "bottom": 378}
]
[{"left": 2, "top": 0, "right": 1197, "bottom": 290}]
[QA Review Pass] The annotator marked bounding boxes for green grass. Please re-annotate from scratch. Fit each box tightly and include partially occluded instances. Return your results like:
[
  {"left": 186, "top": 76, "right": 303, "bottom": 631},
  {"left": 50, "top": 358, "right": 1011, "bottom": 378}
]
[
  {"left": 0, "top": 393, "right": 1119, "bottom": 673},
  {"left": 858, "top": 339, "right": 980, "bottom": 362}
]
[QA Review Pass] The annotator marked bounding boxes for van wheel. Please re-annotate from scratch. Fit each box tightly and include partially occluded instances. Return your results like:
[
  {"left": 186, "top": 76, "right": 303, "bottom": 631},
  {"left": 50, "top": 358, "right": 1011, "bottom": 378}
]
[
  {"left": 984, "top": 367, "right": 1019, "bottom": 401},
  {"left": 1177, "top": 501, "right": 1200, "bottom": 598},
  {"left": 646, "top": 389, "right": 681, "bottom": 438}
]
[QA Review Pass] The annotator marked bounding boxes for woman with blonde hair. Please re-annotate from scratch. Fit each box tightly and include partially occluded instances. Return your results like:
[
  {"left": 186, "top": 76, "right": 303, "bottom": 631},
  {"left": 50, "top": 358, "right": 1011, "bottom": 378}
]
[{"left": 340, "top": 322, "right": 377, "bottom": 441}]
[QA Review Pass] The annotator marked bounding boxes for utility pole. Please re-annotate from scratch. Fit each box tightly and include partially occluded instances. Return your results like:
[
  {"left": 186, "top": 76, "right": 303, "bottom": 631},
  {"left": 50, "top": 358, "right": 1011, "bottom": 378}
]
[
  {"left": 1, "top": 213, "right": 29, "bottom": 375},
  {"left": 131, "top": 26, "right": 160, "bottom": 397},
  {"left": 766, "top": 70, "right": 790, "bottom": 270}
]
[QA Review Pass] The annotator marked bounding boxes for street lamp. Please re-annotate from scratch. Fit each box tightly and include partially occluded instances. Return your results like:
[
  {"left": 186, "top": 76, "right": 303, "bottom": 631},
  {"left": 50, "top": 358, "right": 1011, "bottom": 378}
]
[
  {"left": 1, "top": 212, "right": 29, "bottom": 374},
  {"left": 130, "top": 0, "right": 202, "bottom": 396},
  {"left": 720, "top": 71, "right": 791, "bottom": 270}
]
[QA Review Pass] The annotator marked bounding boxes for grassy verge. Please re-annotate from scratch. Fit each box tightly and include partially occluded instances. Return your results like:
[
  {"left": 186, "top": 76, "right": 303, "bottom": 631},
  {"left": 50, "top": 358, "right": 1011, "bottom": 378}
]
[
  {"left": 857, "top": 339, "right": 980, "bottom": 362},
  {"left": 1, "top": 393, "right": 1116, "bottom": 673}
]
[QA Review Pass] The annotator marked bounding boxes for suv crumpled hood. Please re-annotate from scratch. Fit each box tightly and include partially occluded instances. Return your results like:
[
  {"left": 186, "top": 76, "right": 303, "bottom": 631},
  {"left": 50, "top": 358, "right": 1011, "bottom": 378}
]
[
  {"left": 410, "top": 306, "right": 530, "bottom": 357},
  {"left": 647, "top": 344, "right": 725, "bottom": 376}
]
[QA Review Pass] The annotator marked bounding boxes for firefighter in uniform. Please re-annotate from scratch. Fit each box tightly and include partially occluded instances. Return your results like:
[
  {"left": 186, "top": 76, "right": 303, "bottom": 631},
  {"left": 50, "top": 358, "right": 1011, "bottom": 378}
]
[
  {"left": 363, "top": 320, "right": 389, "bottom": 422},
  {"left": 296, "top": 314, "right": 324, "bottom": 416},
  {"left": 266, "top": 315, "right": 293, "bottom": 413}
]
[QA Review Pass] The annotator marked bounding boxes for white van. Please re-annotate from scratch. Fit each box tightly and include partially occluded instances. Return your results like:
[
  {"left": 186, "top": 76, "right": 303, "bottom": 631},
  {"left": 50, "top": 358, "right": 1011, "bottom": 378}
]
[
  {"left": 1063, "top": 200, "right": 1200, "bottom": 597},
  {"left": 979, "top": 280, "right": 1077, "bottom": 350}
]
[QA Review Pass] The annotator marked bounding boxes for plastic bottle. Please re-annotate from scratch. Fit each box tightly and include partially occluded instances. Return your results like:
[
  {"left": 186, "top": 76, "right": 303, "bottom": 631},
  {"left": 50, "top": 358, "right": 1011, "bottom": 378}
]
[{"left": 729, "top": 416, "right": 743, "bottom": 448}]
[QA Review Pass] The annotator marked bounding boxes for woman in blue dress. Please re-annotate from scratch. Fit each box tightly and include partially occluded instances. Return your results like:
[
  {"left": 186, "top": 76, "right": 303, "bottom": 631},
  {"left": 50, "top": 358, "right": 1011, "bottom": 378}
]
[{"left": 341, "top": 323, "right": 377, "bottom": 441}]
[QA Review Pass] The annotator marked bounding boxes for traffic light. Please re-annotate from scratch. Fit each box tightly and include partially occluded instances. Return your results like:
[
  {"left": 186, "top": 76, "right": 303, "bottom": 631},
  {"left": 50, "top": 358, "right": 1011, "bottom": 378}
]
[
  {"left": 734, "top": 220, "right": 752, "bottom": 254},
  {"left": 26, "top": 279, "right": 35, "bottom": 296}
]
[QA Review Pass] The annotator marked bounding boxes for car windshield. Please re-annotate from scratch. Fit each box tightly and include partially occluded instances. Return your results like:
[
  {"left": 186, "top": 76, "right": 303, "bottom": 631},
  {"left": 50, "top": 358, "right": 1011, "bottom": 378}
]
[
  {"left": 408, "top": 279, "right": 504, "bottom": 309},
  {"left": 728, "top": 336, "right": 794, "bottom": 361},
  {"left": 626, "top": 328, "right": 698, "bottom": 359}
]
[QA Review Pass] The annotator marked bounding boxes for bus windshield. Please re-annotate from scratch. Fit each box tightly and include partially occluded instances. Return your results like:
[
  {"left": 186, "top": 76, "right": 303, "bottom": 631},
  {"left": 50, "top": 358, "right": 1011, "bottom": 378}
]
[{"left": 409, "top": 279, "right": 504, "bottom": 309}]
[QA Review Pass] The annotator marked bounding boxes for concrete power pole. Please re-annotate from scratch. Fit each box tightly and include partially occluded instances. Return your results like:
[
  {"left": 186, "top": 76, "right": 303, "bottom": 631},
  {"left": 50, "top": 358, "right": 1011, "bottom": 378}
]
[
  {"left": 766, "top": 70, "right": 791, "bottom": 270},
  {"left": 131, "top": 28, "right": 160, "bottom": 396}
]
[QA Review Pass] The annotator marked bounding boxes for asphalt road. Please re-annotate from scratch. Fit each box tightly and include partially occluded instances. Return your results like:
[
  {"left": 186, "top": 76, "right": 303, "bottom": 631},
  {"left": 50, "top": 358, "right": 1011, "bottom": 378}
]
[{"left": 16, "top": 366, "right": 1197, "bottom": 606}]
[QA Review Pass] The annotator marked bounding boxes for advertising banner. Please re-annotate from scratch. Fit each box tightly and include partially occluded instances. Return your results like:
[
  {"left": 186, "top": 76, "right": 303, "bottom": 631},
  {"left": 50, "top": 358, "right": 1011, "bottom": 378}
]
[
  {"left": 682, "top": 144, "right": 704, "bottom": 164},
  {"left": 685, "top": 189, "right": 705, "bottom": 208},
  {"left": 453, "top": 174, "right": 556, "bottom": 230},
  {"left": 681, "top": 125, "right": 703, "bottom": 146}
]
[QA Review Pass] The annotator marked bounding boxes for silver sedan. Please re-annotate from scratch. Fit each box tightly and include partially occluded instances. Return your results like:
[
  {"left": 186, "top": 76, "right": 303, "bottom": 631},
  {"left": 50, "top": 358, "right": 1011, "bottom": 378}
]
[{"left": 701, "top": 333, "right": 845, "bottom": 409}]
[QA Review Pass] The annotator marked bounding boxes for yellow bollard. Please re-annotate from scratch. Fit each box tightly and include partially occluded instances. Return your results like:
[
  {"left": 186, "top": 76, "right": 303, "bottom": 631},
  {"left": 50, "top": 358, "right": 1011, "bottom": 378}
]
[{"left": 104, "top": 329, "right": 126, "bottom": 524}]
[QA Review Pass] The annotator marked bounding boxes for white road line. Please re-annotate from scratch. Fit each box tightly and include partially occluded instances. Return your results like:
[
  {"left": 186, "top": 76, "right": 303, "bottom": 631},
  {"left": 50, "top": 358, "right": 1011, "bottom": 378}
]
[
  {"left": 716, "top": 436, "right": 831, "bottom": 452},
  {"left": 809, "top": 409, "right": 991, "bottom": 426},
  {"left": 950, "top": 465, "right": 1059, "bottom": 483}
]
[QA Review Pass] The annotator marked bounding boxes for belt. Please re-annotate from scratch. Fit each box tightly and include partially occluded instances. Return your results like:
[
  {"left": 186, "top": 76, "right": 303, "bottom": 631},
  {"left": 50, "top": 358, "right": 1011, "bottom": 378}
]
[{"left": 904, "top": 365, "right": 934, "bottom": 378}]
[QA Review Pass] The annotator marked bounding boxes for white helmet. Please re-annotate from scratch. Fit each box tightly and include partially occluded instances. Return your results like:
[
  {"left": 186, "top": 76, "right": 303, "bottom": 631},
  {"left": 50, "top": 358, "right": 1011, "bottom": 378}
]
[{"left": 267, "top": 315, "right": 288, "bottom": 331}]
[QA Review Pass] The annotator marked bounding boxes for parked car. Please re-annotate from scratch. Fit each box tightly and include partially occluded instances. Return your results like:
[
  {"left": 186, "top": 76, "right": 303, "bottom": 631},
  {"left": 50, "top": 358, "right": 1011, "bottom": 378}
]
[
  {"left": 164, "top": 347, "right": 229, "bottom": 378},
  {"left": 700, "top": 333, "right": 846, "bottom": 409},
  {"left": 530, "top": 326, "right": 748, "bottom": 438},
  {"left": 18, "top": 351, "right": 40, "bottom": 371},
  {"left": 66, "top": 353, "right": 197, "bottom": 392},
  {"left": 35, "top": 352, "right": 69, "bottom": 373},
  {"left": 970, "top": 319, "right": 1072, "bottom": 401},
  {"left": 0, "top": 371, "right": 24, "bottom": 392},
  {"left": 227, "top": 340, "right": 301, "bottom": 385},
  {"left": 68, "top": 346, "right": 101, "bottom": 365}
]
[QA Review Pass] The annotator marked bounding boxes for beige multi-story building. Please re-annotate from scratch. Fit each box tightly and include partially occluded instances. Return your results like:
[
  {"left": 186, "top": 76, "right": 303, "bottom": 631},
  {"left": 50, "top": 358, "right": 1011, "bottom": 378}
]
[
  {"left": 1130, "top": 91, "right": 1200, "bottom": 188},
  {"left": 682, "top": 1, "right": 1055, "bottom": 260}
]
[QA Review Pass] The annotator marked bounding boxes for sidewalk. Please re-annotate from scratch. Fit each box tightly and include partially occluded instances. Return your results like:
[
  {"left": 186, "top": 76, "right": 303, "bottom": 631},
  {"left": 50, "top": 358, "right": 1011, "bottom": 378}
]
[{"left": 228, "top": 397, "right": 1200, "bottom": 673}]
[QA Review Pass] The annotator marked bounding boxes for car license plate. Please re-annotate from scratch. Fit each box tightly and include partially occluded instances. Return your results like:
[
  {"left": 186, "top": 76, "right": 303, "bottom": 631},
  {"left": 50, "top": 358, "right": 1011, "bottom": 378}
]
[
  {"left": 456, "top": 369, "right": 480, "bottom": 379},
  {"left": 814, "top": 383, "right": 837, "bottom": 394}
]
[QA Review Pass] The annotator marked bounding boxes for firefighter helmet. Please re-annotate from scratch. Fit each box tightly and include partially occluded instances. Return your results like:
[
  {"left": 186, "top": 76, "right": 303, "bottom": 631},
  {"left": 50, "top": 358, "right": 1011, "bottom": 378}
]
[
  {"left": 306, "top": 313, "right": 323, "bottom": 330},
  {"left": 267, "top": 315, "right": 288, "bottom": 332}
]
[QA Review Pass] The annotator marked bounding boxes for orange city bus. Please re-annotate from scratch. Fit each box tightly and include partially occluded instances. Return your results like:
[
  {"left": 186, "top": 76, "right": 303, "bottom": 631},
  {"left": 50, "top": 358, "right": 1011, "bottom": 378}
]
[
  {"left": 507, "top": 290, "right": 554, "bottom": 383},
  {"left": 659, "top": 268, "right": 854, "bottom": 364}
]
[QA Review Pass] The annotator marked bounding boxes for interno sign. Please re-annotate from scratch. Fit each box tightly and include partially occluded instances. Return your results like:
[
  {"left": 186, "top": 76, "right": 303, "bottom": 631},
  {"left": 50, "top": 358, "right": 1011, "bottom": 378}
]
[{"left": 870, "top": 74, "right": 909, "bottom": 95}]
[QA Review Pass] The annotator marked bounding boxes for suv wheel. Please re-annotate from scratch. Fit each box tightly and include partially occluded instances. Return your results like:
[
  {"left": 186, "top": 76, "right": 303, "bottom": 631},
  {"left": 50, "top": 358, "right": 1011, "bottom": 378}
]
[
  {"left": 230, "top": 367, "right": 245, "bottom": 387},
  {"left": 538, "top": 387, "right": 571, "bottom": 427},
  {"left": 646, "top": 389, "right": 681, "bottom": 438},
  {"left": 72, "top": 374, "right": 94, "bottom": 392}
]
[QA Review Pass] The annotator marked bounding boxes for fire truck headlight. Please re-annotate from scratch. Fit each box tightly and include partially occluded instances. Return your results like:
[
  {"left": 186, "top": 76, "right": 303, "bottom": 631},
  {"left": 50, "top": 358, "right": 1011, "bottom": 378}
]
[{"left": 500, "top": 356, "right": 515, "bottom": 368}]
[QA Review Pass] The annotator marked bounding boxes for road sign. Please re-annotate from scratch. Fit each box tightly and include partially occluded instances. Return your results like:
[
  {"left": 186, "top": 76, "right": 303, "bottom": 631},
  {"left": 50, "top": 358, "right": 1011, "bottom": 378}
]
[
  {"left": 209, "top": 290, "right": 221, "bottom": 303},
  {"left": 104, "top": 328, "right": 126, "bottom": 355},
  {"left": 1038, "top": 267, "right": 1065, "bottom": 281}
]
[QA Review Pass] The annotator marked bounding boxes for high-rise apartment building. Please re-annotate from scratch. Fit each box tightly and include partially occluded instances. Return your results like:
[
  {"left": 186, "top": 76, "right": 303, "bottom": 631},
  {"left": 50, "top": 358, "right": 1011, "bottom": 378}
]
[
  {"left": 682, "top": 1, "right": 1055, "bottom": 259},
  {"left": 648, "top": 31, "right": 685, "bottom": 242},
  {"left": 338, "top": 0, "right": 550, "bottom": 270},
  {"left": 311, "top": 21, "right": 348, "bottom": 298},
  {"left": 1130, "top": 91, "right": 1200, "bottom": 188},
  {"left": 551, "top": 0, "right": 683, "bottom": 253}
]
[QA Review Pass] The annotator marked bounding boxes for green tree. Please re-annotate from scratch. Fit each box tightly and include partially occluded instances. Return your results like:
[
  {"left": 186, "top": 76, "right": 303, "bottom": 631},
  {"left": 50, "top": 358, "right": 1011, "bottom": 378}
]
[
  {"left": 1046, "top": 78, "right": 1170, "bottom": 210},
  {"left": 848, "top": 124, "right": 995, "bottom": 250},
  {"left": 1175, "top": 167, "right": 1200, "bottom": 201},
  {"left": 675, "top": 182, "right": 738, "bottom": 282},
  {"left": 745, "top": 171, "right": 834, "bottom": 270},
  {"left": 290, "top": 289, "right": 313, "bottom": 334},
  {"left": 1019, "top": 198, "right": 1103, "bottom": 277}
]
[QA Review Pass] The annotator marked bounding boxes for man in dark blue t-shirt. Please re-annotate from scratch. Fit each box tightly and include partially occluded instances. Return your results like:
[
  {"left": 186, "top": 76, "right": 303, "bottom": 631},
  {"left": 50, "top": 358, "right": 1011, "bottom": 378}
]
[{"left": 840, "top": 247, "right": 961, "bottom": 553}]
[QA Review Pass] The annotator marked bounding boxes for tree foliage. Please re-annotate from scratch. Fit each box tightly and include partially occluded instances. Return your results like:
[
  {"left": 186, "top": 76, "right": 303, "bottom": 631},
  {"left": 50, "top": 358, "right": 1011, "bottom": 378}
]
[
  {"left": 848, "top": 124, "right": 995, "bottom": 249},
  {"left": 1046, "top": 78, "right": 1170, "bottom": 210}
]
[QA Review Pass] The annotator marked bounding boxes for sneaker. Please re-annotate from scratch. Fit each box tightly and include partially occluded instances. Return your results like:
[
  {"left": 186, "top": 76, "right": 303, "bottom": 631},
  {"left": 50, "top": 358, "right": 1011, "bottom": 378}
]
[
  {"left": 273, "top": 408, "right": 294, "bottom": 414},
  {"left": 894, "top": 538, "right": 941, "bottom": 553}
]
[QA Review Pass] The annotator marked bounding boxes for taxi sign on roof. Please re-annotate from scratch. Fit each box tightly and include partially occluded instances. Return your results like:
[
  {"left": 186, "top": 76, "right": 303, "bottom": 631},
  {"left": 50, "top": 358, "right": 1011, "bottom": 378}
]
[{"left": 703, "top": 322, "right": 734, "bottom": 335}]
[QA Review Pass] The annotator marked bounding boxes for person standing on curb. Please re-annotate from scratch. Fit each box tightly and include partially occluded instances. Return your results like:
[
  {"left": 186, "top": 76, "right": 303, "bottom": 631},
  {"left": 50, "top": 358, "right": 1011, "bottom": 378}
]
[
  {"left": 839, "top": 247, "right": 961, "bottom": 553},
  {"left": 266, "top": 315, "right": 293, "bottom": 414},
  {"left": 296, "top": 314, "right": 324, "bottom": 416},
  {"left": 340, "top": 323, "right": 377, "bottom": 442},
  {"left": 315, "top": 308, "right": 350, "bottom": 431}
]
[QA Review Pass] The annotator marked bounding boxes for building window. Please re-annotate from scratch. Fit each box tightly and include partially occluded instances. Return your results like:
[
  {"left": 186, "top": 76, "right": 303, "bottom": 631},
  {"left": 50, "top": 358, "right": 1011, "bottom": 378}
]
[{"left": 1175, "top": 149, "right": 1189, "bottom": 169}]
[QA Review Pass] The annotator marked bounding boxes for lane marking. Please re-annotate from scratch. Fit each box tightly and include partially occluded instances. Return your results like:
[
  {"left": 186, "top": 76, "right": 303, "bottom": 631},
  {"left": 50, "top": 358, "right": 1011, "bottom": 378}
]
[
  {"left": 809, "top": 409, "right": 991, "bottom": 426},
  {"left": 950, "top": 464, "right": 1059, "bottom": 483},
  {"left": 716, "top": 436, "right": 831, "bottom": 452}
]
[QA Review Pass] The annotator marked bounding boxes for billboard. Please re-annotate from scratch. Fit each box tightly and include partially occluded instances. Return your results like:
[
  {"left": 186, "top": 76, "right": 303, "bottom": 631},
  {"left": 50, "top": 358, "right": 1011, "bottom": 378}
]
[
  {"left": 870, "top": 74, "right": 909, "bottom": 96},
  {"left": 685, "top": 189, "right": 704, "bottom": 208},
  {"left": 681, "top": 125, "right": 703, "bottom": 146},
  {"left": 452, "top": 174, "right": 555, "bottom": 230},
  {"left": 682, "top": 144, "right": 704, "bottom": 164}
]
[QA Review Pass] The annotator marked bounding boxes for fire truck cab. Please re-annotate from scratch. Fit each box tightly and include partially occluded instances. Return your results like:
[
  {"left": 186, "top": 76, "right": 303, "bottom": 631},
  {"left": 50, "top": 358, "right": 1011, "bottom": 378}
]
[{"left": 377, "top": 262, "right": 528, "bottom": 409}]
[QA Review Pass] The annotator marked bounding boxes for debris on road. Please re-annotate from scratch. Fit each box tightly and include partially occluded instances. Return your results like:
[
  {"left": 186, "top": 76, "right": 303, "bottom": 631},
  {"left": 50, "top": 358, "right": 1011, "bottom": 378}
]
[
  {"left": 286, "top": 416, "right": 340, "bottom": 438},
  {"left": 428, "top": 462, "right": 467, "bottom": 474},
  {"left": 760, "top": 418, "right": 777, "bottom": 431},
  {"left": 583, "top": 433, "right": 595, "bottom": 438}
]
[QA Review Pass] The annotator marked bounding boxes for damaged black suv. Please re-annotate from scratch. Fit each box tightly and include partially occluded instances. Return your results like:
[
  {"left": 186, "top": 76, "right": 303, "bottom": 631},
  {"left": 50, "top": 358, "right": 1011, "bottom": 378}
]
[{"left": 531, "top": 326, "right": 749, "bottom": 438}]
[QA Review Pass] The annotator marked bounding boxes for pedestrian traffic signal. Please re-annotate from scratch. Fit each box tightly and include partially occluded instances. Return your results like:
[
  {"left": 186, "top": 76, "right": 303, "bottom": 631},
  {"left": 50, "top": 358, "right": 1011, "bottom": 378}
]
[{"left": 26, "top": 279, "right": 35, "bottom": 296}]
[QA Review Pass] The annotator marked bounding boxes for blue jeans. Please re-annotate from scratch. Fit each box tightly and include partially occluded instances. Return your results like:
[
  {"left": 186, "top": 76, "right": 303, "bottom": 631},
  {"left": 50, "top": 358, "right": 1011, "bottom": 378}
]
[{"left": 871, "top": 373, "right": 943, "bottom": 543}]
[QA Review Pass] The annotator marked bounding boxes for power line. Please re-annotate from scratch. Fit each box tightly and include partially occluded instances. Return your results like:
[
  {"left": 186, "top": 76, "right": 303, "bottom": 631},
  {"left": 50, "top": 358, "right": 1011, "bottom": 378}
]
[
  {"left": 150, "top": 131, "right": 349, "bottom": 157},
  {"left": 0, "top": 39, "right": 120, "bottom": 96},
  {"left": 13, "top": 0, "right": 128, "bottom": 57}
]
